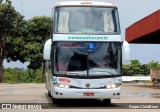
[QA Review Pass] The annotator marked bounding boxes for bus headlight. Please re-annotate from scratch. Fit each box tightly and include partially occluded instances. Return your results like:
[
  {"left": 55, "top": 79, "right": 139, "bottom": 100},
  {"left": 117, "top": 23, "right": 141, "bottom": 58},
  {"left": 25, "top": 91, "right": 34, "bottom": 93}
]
[
  {"left": 54, "top": 83, "right": 70, "bottom": 88},
  {"left": 105, "top": 83, "right": 121, "bottom": 89}
]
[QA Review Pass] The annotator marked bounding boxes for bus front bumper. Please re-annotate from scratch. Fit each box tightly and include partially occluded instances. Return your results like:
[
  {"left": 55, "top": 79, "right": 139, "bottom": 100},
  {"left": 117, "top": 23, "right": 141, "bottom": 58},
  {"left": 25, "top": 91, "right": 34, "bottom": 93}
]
[{"left": 52, "top": 87, "right": 121, "bottom": 99}]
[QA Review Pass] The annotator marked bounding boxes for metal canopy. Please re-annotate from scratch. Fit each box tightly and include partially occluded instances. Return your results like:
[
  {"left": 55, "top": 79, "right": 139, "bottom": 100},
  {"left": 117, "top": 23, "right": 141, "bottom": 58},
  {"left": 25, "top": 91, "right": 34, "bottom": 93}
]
[{"left": 126, "top": 10, "right": 160, "bottom": 44}]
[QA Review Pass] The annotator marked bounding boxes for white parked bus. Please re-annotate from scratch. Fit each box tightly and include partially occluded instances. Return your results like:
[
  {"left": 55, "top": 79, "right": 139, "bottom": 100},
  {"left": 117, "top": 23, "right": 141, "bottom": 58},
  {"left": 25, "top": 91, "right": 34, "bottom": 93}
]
[{"left": 43, "top": 1, "right": 130, "bottom": 104}]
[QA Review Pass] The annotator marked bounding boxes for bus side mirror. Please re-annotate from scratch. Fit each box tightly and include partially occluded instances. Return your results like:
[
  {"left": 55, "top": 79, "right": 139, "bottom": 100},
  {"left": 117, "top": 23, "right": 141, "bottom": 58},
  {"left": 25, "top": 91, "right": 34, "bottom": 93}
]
[
  {"left": 43, "top": 39, "right": 52, "bottom": 60},
  {"left": 123, "top": 41, "right": 130, "bottom": 63}
]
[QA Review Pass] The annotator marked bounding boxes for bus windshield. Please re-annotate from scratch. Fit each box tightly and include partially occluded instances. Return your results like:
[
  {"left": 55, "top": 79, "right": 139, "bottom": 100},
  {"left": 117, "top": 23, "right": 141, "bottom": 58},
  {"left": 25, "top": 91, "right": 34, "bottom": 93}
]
[
  {"left": 54, "top": 7, "right": 120, "bottom": 34},
  {"left": 53, "top": 42, "right": 122, "bottom": 76}
]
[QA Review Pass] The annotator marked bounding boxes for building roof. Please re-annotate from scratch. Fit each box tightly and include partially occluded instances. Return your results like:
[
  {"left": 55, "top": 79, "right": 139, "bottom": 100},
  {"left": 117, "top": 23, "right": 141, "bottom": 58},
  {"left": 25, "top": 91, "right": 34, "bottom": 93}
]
[{"left": 125, "top": 10, "right": 160, "bottom": 44}]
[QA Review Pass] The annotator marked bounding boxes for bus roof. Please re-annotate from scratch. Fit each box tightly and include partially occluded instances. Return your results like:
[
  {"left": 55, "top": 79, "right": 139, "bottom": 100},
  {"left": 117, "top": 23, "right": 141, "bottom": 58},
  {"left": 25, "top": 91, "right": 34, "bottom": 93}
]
[{"left": 55, "top": 1, "right": 116, "bottom": 7}]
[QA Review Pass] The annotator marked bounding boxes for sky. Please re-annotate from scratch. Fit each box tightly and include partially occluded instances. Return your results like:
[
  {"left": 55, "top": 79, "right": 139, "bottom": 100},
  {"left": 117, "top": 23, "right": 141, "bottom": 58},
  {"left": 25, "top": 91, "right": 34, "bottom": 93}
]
[{"left": 3, "top": 0, "right": 160, "bottom": 68}]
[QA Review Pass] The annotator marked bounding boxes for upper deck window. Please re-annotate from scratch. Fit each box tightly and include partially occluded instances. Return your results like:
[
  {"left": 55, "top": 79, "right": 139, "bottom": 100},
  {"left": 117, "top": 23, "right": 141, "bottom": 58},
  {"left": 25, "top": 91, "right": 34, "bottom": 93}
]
[{"left": 54, "top": 7, "right": 120, "bottom": 34}]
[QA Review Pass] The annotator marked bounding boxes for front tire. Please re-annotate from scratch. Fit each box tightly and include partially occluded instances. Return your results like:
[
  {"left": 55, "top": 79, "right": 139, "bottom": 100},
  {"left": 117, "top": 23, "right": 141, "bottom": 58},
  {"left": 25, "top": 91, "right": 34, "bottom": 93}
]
[
  {"left": 48, "top": 91, "right": 51, "bottom": 97},
  {"left": 103, "top": 99, "right": 111, "bottom": 105},
  {"left": 52, "top": 97, "right": 59, "bottom": 104}
]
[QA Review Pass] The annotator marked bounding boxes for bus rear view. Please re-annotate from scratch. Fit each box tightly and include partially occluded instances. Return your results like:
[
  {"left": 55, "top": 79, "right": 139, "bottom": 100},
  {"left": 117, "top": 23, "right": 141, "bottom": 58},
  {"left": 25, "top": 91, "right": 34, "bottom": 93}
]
[{"left": 43, "top": 1, "right": 130, "bottom": 105}]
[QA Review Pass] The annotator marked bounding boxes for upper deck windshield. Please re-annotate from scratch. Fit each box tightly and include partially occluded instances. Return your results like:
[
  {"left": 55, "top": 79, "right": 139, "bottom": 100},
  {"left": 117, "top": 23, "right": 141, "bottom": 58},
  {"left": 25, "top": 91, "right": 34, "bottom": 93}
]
[
  {"left": 53, "top": 42, "right": 122, "bottom": 76},
  {"left": 54, "top": 7, "right": 120, "bottom": 34}
]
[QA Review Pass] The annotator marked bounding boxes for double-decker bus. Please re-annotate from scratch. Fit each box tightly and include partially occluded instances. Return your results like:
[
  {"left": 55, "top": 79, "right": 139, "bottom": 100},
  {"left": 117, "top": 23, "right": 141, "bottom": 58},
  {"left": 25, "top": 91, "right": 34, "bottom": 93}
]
[{"left": 43, "top": 1, "right": 130, "bottom": 104}]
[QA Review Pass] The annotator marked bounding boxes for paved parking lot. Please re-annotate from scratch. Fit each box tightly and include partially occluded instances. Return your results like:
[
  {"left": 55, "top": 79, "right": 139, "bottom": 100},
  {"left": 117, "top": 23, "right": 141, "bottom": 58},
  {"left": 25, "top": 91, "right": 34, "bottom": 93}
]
[{"left": 0, "top": 83, "right": 160, "bottom": 111}]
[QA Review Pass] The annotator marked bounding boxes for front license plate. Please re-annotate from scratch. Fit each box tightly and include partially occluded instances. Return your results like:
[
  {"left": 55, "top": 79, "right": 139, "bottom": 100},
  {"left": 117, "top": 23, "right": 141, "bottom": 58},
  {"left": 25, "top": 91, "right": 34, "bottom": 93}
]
[{"left": 83, "top": 92, "right": 94, "bottom": 96}]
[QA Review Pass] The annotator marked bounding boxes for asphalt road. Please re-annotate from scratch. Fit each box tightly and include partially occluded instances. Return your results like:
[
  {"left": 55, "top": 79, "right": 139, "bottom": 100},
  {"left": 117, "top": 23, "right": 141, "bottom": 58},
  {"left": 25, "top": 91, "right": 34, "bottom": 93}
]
[{"left": 0, "top": 83, "right": 160, "bottom": 111}]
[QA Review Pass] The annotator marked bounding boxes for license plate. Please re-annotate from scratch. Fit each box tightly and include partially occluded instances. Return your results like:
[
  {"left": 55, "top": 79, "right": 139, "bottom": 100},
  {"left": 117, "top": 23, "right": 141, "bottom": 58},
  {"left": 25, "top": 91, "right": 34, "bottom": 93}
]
[{"left": 83, "top": 92, "right": 94, "bottom": 96}]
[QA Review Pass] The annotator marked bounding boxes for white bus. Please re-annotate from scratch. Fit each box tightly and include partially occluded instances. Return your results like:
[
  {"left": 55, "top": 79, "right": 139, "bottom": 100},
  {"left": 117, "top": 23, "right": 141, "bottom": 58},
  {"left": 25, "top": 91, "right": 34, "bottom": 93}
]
[{"left": 43, "top": 1, "right": 130, "bottom": 104}]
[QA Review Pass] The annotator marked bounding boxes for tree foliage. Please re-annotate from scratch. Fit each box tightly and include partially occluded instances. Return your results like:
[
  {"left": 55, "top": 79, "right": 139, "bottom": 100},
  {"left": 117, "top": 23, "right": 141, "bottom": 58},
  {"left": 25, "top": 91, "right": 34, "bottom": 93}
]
[
  {"left": 122, "top": 60, "right": 150, "bottom": 76},
  {"left": 3, "top": 68, "right": 45, "bottom": 83},
  {"left": 26, "top": 16, "right": 52, "bottom": 69},
  {"left": 148, "top": 61, "right": 160, "bottom": 69},
  {"left": 0, "top": 0, "right": 27, "bottom": 82},
  {"left": 0, "top": 0, "right": 52, "bottom": 83}
]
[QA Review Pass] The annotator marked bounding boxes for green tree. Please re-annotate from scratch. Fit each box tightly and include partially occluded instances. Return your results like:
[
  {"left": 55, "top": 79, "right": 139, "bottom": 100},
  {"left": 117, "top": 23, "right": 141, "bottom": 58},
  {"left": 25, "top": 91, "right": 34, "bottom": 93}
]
[
  {"left": 123, "top": 60, "right": 150, "bottom": 76},
  {"left": 140, "top": 64, "right": 150, "bottom": 76},
  {"left": 26, "top": 16, "right": 52, "bottom": 69},
  {"left": 148, "top": 61, "right": 160, "bottom": 69},
  {"left": 0, "top": 0, "right": 27, "bottom": 82},
  {"left": 3, "top": 67, "right": 44, "bottom": 83},
  {"left": 130, "top": 60, "right": 141, "bottom": 75},
  {"left": 130, "top": 60, "right": 141, "bottom": 67},
  {"left": 122, "top": 64, "right": 130, "bottom": 75}
]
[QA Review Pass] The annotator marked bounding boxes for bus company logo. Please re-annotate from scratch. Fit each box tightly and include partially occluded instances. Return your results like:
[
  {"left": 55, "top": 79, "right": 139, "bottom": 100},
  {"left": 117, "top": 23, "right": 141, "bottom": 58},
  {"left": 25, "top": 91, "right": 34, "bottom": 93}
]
[
  {"left": 59, "top": 78, "right": 71, "bottom": 83},
  {"left": 86, "top": 83, "right": 90, "bottom": 88}
]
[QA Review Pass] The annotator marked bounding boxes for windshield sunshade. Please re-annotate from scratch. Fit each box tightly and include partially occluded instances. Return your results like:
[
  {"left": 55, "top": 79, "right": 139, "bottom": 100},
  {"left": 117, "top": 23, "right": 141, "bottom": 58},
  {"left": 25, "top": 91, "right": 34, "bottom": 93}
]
[{"left": 54, "top": 7, "right": 120, "bottom": 34}]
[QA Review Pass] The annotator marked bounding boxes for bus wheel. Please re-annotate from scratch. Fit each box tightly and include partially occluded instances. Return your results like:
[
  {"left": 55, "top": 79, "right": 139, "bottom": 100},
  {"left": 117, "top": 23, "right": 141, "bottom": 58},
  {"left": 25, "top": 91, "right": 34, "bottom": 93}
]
[
  {"left": 103, "top": 99, "right": 111, "bottom": 105},
  {"left": 52, "top": 98, "right": 59, "bottom": 104}
]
